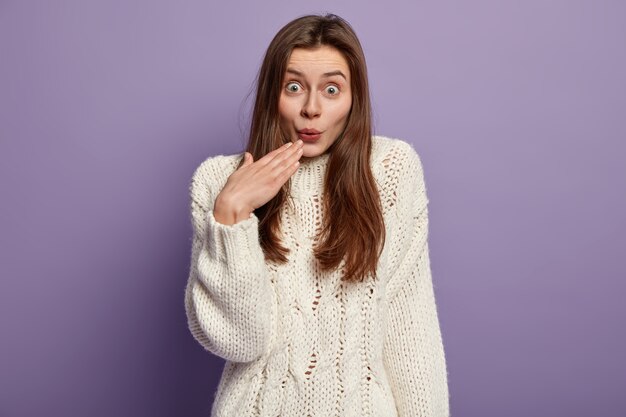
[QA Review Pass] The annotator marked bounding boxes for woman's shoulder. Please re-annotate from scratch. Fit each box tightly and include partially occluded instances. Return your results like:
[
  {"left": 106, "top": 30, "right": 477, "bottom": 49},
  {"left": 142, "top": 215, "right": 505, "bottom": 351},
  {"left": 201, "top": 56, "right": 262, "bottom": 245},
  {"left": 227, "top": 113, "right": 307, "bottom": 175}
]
[
  {"left": 371, "top": 134, "right": 425, "bottom": 177},
  {"left": 371, "top": 135, "right": 429, "bottom": 211},
  {"left": 192, "top": 152, "right": 243, "bottom": 179},
  {"left": 189, "top": 152, "right": 244, "bottom": 201}
]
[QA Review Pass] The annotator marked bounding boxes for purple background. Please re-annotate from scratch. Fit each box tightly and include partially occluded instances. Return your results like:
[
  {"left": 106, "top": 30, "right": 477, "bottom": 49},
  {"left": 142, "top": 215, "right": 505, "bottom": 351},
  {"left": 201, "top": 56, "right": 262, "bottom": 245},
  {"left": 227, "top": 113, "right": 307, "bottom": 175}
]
[{"left": 1, "top": 1, "right": 625, "bottom": 416}]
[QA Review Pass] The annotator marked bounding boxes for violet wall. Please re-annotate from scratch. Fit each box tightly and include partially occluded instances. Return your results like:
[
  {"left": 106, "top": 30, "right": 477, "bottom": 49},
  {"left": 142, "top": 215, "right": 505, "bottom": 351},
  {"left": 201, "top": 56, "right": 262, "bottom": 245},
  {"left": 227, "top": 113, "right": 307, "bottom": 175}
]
[{"left": 1, "top": 1, "right": 624, "bottom": 416}]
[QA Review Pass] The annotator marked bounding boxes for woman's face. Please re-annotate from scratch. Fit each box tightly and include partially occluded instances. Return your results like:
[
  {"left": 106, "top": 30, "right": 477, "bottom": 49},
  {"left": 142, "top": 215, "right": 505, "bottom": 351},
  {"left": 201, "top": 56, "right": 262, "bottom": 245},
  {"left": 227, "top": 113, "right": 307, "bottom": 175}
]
[{"left": 278, "top": 45, "right": 352, "bottom": 158}]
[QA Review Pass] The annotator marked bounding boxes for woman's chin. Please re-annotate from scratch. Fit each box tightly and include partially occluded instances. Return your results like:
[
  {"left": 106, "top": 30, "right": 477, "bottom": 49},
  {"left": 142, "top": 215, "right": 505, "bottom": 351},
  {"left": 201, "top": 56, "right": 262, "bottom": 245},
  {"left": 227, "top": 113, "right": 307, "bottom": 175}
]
[{"left": 300, "top": 143, "right": 328, "bottom": 159}]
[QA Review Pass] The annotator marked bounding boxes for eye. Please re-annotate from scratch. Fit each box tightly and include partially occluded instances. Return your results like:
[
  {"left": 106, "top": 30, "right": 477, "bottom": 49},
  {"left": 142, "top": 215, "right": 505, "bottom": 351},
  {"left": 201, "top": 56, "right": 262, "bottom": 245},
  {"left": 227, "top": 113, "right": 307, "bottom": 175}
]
[
  {"left": 325, "top": 85, "right": 340, "bottom": 95},
  {"left": 286, "top": 82, "right": 301, "bottom": 93}
]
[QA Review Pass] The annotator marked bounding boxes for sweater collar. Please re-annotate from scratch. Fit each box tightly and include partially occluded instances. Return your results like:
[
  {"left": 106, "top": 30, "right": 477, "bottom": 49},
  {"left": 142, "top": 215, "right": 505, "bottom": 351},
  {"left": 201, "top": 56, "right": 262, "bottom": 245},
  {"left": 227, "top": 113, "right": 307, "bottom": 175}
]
[{"left": 289, "top": 151, "right": 330, "bottom": 197}]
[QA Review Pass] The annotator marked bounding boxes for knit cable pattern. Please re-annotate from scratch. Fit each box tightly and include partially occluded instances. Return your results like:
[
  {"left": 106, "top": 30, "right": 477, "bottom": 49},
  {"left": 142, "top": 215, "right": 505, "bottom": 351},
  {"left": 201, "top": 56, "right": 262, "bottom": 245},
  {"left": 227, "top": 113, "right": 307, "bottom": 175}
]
[{"left": 184, "top": 135, "right": 450, "bottom": 417}]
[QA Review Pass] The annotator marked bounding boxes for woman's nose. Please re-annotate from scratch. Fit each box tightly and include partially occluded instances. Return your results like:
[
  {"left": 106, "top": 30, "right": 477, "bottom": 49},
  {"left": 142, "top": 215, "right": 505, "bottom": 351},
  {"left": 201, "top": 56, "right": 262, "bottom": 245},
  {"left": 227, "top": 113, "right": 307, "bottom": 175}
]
[{"left": 301, "top": 93, "right": 321, "bottom": 119}]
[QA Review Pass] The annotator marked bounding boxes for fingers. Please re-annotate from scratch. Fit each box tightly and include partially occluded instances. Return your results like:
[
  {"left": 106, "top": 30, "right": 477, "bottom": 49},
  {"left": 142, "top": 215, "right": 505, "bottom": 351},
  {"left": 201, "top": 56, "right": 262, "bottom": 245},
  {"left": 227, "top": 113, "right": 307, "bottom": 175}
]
[
  {"left": 257, "top": 140, "right": 297, "bottom": 165},
  {"left": 232, "top": 141, "right": 303, "bottom": 209},
  {"left": 242, "top": 152, "right": 253, "bottom": 166},
  {"left": 274, "top": 151, "right": 301, "bottom": 185},
  {"left": 285, "top": 142, "right": 304, "bottom": 166},
  {"left": 243, "top": 140, "right": 303, "bottom": 191},
  {"left": 267, "top": 140, "right": 304, "bottom": 168},
  {"left": 267, "top": 141, "right": 303, "bottom": 186}
]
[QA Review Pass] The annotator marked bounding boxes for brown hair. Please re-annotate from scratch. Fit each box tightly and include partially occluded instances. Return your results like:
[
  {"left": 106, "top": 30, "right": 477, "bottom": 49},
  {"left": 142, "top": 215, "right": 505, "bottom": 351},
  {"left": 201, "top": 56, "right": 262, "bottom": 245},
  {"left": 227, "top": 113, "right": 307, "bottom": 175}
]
[{"left": 239, "top": 13, "right": 385, "bottom": 283}]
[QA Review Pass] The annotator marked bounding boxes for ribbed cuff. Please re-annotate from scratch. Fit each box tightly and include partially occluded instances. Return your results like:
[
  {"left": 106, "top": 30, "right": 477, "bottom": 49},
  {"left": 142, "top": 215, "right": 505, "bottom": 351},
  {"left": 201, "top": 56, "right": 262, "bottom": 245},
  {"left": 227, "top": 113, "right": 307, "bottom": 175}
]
[{"left": 205, "top": 210, "right": 261, "bottom": 264}]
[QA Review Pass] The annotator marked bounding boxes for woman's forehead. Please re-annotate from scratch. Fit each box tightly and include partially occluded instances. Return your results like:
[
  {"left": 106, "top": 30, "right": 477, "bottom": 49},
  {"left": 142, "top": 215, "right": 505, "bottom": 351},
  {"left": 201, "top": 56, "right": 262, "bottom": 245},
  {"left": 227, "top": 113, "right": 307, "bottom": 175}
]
[{"left": 286, "top": 46, "right": 350, "bottom": 77}]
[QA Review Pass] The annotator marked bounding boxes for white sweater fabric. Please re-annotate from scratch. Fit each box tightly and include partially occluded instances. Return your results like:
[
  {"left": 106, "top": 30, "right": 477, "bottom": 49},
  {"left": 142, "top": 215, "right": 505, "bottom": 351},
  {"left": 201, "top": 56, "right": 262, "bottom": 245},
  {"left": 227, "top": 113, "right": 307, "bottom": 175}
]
[{"left": 185, "top": 135, "right": 450, "bottom": 417}]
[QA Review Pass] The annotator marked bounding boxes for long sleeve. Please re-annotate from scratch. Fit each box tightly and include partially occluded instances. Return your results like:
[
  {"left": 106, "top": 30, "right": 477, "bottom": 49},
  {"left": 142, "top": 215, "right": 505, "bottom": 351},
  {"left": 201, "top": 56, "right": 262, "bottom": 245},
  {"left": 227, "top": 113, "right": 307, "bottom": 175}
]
[
  {"left": 382, "top": 144, "right": 450, "bottom": 417},
  {"left": 184, "top": 159, "right": 274, "bottom": 363}
]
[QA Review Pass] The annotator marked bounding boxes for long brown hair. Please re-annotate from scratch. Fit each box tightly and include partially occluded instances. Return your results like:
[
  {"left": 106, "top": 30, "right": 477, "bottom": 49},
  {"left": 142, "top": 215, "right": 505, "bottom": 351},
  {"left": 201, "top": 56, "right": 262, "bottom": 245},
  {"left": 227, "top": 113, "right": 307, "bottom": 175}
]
[{"left": 240, "top": 13, "right": 385, "bottom": 283}]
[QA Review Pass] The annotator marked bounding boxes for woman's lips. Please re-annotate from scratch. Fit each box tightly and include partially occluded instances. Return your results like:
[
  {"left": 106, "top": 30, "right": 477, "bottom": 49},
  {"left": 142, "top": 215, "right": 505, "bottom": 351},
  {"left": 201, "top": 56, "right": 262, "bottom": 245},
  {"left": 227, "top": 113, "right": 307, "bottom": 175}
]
[{"left": 297, "top": 129, "right": 322, "bottom": 141}]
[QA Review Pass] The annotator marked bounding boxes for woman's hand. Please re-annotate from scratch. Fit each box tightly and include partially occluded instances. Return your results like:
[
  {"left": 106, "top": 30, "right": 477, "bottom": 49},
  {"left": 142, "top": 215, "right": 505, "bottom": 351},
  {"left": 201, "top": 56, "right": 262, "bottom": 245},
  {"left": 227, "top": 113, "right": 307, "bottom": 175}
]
[{"left": 213, "top": 139, "right": 304, "bottom": 225}]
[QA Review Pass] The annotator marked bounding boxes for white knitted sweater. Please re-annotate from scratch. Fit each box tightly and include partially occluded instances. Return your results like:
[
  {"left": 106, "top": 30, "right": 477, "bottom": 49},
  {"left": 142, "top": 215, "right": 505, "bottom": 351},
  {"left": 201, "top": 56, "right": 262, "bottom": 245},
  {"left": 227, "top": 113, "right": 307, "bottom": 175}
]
[{"left": 185, "top": 135, "right": 450, "bottom": 417}]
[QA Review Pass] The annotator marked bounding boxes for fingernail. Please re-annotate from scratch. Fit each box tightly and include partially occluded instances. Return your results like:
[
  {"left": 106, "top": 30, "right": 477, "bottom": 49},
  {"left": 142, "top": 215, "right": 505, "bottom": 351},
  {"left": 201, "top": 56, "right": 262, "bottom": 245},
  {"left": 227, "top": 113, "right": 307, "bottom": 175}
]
[{"left": 286, "top": 142, "right": 293, "bottom": 147}]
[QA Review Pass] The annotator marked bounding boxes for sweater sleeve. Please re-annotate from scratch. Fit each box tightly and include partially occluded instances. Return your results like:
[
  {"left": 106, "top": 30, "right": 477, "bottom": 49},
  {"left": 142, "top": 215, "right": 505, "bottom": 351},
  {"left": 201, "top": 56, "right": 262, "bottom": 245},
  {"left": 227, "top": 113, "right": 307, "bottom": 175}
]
[
  {"left": 382, "top": 143, "right": 450, "bottom": 417},
  {"left": 184, "top": 158, "right": 274, "bottom": 363}
]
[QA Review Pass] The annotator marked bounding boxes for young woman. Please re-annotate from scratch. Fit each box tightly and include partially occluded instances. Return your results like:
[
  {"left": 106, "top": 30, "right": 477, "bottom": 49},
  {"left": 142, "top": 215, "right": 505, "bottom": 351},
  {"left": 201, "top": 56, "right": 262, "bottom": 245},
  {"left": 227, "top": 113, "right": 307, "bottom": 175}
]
[{"left": 185, "top": 13, "right": 450, "bottom": 417}]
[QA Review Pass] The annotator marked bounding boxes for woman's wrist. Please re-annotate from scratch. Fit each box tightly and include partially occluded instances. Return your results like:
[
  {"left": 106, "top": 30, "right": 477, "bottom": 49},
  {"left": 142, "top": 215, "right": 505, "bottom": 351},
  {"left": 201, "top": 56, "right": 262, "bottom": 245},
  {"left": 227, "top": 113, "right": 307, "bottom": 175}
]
[{"left": 213, "top": 194, "right": 253, "bottom": 225}]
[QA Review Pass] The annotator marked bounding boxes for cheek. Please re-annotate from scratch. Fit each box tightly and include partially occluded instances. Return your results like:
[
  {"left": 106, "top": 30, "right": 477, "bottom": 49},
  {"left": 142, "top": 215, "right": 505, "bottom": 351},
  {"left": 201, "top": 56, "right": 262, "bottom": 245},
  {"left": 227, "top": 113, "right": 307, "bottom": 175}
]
[
  {"left": 329, "top": 98, "right": 352, "bottom": 124},
  {"left": 278, "top": 96, "right": 290, "bottom": 120},
  {"left": 278, "top": 95, "right": 298, "bottom": 121},
  {"left": 278, "top": 97, "right": 287, "bottom": 120}
]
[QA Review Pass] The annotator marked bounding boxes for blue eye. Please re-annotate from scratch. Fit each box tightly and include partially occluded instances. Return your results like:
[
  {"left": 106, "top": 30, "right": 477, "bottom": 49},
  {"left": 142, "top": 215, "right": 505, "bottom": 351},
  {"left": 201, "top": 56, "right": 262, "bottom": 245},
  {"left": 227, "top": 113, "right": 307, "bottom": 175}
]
[
  {"left": 326, "top": 85, "right": 339, "bottom": 95},
  {"left": 286, "top": 82, "right": 300, "bottom": 92}
]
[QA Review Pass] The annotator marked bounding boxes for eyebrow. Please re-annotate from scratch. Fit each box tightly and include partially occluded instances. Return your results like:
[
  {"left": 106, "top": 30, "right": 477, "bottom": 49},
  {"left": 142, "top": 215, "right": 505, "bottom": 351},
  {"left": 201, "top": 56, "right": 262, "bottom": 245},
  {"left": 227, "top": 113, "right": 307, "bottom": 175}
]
[{"left": 286, "top": 68, "right": 347, "bottom": 80}]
